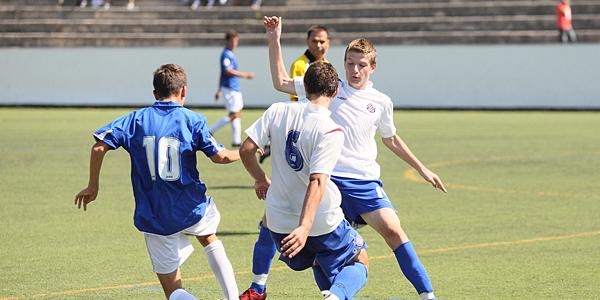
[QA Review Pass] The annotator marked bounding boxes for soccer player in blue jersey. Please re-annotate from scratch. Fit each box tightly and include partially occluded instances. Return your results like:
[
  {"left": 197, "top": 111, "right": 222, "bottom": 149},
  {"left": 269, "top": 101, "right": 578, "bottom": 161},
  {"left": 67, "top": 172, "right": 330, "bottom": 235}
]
[
  {"left": 239, "top": 61, "right": 369, "bottom": 300},
  {"left": 210, "top": 29, "right": 255, "bottom": 147},
  {"left": 238, "top": 17, "right": 448, "bottom": 300},
  {"left": 74, "top": 64, "right": 240, "bottom": 300}
]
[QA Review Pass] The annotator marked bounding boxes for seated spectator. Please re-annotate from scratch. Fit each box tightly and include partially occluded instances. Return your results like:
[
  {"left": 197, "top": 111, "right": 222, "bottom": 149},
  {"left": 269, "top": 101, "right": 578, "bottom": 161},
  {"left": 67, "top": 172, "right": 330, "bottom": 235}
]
[
  {"left": 191, "top": 0, "right": 227, "bottom": 10},
  {"left": 74, "top": 0, "right": 135, "bottom": 10},
  {"left": 250, "top": 0, "right": 261, "bottom": 10},
  {"left": 190, "top": 0, "right": 261, "bottom": 10}
]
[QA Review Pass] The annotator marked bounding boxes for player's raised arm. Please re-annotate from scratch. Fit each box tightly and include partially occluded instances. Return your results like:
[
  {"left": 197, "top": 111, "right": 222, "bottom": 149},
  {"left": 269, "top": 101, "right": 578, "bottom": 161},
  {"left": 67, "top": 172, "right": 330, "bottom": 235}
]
[{"left": 263, "top": 16, "right": 297, "bottom": 95}]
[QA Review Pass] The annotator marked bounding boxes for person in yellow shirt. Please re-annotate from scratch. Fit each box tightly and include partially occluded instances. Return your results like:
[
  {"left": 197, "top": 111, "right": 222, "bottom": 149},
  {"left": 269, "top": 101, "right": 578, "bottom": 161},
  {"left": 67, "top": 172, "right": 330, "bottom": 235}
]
[{"left": 289, "top": 25, "right": 331, "bottom": 101}]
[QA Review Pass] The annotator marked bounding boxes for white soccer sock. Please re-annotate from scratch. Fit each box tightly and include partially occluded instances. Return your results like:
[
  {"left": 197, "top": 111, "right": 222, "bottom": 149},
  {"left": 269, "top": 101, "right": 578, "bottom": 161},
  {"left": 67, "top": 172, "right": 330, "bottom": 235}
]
[
  {"left": 252, "top": 273, "right": 269, "bottom": 285},
  {"left": 169, "top": 288, "right": 197, "bottom": 300},
  {"left": 419, "top": 292, "right": 436, "bottom": 300},
  {"left": 204, "top": 240, "right": 239, "bottom": 300},
  {"left": 231, "top": 118, "right": 241, "bottom": 145},
  {"left": 210, "top": 116, "right": 230, "bottom": 134}
]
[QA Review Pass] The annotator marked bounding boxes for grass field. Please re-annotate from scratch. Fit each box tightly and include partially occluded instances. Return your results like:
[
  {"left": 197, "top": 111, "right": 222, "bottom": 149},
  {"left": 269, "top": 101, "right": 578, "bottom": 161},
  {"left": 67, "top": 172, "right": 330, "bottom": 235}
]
[{"left": 1, "top": 107, "right": 599, "bottom": 299}]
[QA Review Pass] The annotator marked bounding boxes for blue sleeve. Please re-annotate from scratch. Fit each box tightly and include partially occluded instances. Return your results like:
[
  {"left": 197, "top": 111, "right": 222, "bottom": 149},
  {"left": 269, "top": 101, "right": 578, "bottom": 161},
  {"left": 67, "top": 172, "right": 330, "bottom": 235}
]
[
  {"left": 223, "top": 50, "right": 237, "bottom": 71},
  {"left": 191, "top": 113, "right": 225, "bottom": 157},
  {"left": 93, "top": 113, "right": 135, "bottom": 150}
]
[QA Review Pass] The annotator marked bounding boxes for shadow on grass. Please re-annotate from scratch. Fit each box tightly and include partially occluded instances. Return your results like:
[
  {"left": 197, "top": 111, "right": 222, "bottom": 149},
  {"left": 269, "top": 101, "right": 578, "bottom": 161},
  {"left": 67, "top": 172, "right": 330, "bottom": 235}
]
[
  {"left": 218, "top": 230, "right": 258, "bottom": 236},
  {"left": 209, "top": 185, "right": 253, "bottom": 190}
]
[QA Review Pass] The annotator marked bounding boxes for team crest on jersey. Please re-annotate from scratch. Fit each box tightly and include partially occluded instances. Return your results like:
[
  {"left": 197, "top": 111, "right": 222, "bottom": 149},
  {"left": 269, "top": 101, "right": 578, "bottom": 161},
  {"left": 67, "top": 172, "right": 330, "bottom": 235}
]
[
  {"left": 366, "top": 103, "right": 376, "bottom": 113},
  {"left": 354, "top": 235, "right": 365, "bottom": 247}
]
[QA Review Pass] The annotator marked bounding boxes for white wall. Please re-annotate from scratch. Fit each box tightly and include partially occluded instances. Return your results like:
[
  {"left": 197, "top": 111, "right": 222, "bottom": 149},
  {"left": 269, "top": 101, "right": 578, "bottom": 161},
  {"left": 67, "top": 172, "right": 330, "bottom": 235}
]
[{"left": 1, "top": 44, "right": 598, "bottom": 109}]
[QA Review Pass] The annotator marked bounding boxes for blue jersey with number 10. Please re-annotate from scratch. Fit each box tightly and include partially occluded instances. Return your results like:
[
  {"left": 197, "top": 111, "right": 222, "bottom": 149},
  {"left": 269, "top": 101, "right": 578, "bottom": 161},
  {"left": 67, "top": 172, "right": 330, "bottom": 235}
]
[{"left": 94, "top": 101, "right": 224, "bottom": 236}]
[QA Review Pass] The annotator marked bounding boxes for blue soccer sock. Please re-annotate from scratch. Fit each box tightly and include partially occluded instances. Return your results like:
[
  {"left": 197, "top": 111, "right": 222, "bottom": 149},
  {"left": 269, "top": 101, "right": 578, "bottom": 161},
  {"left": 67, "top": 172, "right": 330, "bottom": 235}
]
[
  {"left": 250, "top": 282, "right": 266, "bottom": 295},
  {"left": 249, "top": 223, "right": 277, "bottom": 294},
  {"left": 394, "top": 241, "right": 434, "bottom": 294},
  {"left": 329, "top": 262, "right": 368, "bottom": 300}
]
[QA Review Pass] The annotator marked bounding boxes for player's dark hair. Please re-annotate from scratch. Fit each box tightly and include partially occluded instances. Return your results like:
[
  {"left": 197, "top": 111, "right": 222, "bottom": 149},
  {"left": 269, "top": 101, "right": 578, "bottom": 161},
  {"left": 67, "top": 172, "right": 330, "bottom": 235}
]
[
  {"left": 153, "top": 64, "right": 187, "bottom": 99},
  {"left": 304, "top": 61, "right": 338, "bottom": 98},
  {"left": 307, "top": 25, "right": 329, "bottom": 39},
  {"left": 225, "top": 29, "right": 239, "bottom": 40}
]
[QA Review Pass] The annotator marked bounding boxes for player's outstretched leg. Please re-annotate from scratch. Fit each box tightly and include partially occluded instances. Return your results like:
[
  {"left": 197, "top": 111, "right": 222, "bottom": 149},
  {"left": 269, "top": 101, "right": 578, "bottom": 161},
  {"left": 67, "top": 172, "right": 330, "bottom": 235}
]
[
  {"left": 328, "top": 261, "right": 368, "bottom": 300},
  {"left": 201, "top": 237, "right": 239, "bottom": 300},
  {"left": 210, "top": 116, "right": 230, "bottom": 135},
  {"left": 231, "top": 117, "right": 242, "bottom": 146},
  {"left": 394, "top": 241, "right": 435, "bottom": 300},
  {"left": 361, "top": 208, "right": 436, "bottom": 300},
  {"left": 169, "top": 288, "right": 198, "bottom": 300},
  {"left": 240, "top": 221, "right": 277, "bottom": 300}
]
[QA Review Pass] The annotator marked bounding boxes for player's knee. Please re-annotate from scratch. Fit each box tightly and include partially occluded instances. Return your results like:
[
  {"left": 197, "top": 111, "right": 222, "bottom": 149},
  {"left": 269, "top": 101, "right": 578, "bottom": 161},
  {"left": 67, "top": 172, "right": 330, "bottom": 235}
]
[
  {"left": 355, "top": 249, "right": 369, "bottom": 269},
  {"left": 380, "top": 226, "right": 407, "bottom": 249},
  {"left": 196, "top": 234, "right": 217, "bottom": 247}
]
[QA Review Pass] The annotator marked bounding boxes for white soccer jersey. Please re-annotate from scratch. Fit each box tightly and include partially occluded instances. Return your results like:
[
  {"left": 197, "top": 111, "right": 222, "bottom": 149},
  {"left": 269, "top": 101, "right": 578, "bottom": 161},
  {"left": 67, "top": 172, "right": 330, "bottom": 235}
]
[
  {"left": 245, "top": 101, "right": 345, "bottom": 236},
  {"left": 294, "top": 78, "right": 396, "bottom": 179}
]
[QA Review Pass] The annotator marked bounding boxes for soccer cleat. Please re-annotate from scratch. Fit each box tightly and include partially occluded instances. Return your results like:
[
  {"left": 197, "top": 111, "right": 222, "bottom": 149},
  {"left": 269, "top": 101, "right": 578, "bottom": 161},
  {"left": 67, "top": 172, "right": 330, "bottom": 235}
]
[
  {"left": 239, "top": 288, "right": 266, "bottom": 300},
  {"left": 321, "top": 291, "right": 339, "bottom": 300}
]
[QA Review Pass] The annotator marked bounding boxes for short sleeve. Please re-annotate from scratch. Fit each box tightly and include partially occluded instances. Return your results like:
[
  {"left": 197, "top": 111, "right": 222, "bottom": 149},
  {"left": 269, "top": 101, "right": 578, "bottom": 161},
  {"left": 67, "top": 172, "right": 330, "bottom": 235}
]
[
  {"left": 293, "top": 77, "right": 306, "bottom": 100},
  {"left": 244, "top": 103, "right": 280, "bottom": 147},
  {"left": 93, "top": 113, "right": 134, "bottom": 150},
  {"left": 309, "top": 127, "right": 344, "bottom": 175},
  {"left": 376, "top": 97, "right": 397, "bottom": 138},
  {"left": 192, "top": 114, "right": 225, "bottom": 157}
]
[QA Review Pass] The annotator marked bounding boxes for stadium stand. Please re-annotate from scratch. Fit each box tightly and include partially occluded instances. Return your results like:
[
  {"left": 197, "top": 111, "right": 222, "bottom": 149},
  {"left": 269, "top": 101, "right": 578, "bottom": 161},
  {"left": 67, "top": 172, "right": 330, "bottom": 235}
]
[{"left": 1, "top": 0, "right": 600, "bottom": 47}]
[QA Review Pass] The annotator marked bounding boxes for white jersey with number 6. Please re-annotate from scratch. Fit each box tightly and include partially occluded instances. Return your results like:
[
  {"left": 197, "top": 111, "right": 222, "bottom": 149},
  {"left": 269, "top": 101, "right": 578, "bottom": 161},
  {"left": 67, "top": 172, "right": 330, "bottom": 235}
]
[{"left": 244, "top": 101, "right": 345, "bottom": 236}]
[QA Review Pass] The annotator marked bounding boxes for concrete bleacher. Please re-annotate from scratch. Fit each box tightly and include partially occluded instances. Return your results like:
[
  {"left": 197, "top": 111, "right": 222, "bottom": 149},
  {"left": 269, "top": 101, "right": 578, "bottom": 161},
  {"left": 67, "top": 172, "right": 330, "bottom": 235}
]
[{"left": 1, "top": 0, "right": 600, "bottom": 47}]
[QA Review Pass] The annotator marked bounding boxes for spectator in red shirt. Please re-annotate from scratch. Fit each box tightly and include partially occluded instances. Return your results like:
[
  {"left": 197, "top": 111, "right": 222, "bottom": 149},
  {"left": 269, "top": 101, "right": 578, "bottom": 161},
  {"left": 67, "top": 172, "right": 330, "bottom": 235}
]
[{"left": 556, "top": 0, "right": 577, "bottom": 43}]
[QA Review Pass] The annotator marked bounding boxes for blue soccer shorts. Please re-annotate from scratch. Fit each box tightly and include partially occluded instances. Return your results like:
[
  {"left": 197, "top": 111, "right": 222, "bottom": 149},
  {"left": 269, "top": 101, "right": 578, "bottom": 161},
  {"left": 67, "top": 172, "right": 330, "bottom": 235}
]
[
  {"left": 269, "top": 219, "right": 367, "bottom": 279},
  {"left": 330, "top": 176, "right": 394, "bottom": 226}
]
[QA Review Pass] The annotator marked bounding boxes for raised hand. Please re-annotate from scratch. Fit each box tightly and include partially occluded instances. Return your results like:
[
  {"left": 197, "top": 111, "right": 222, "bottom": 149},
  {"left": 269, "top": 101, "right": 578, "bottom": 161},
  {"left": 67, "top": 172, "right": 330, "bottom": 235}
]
[{"left": 263, "top": 16, "right": 282, "bottom": 40}]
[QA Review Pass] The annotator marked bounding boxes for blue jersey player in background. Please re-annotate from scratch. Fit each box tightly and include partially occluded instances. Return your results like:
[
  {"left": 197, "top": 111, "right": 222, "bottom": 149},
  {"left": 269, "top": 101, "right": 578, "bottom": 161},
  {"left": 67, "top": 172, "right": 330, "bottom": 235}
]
[
  {"left": 74, "top": 64, "right": 241, "bottom": 300},
  {"left": 210, "top": 29, "right": 255, "bottom": 147}
]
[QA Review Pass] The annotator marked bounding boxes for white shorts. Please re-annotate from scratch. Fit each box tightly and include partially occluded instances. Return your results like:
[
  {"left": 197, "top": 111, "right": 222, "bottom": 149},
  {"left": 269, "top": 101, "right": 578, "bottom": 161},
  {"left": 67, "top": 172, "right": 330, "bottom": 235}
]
[
  {"left": 222, "top": 87, "right": 244, "bottom": 113},
  {"left": 144, "top": 197, "right": 221, "bottom": 274}
]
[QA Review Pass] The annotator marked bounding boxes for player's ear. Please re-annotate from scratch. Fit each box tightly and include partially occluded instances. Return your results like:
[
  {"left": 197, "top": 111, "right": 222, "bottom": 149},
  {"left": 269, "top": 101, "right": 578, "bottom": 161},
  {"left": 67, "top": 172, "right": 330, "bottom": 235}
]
[
  {"left": 332, "top": 86, "right": 339, "bottom": 98},
  {"left": 180, "top": 86, "right": 187, "bottom": 98}
]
